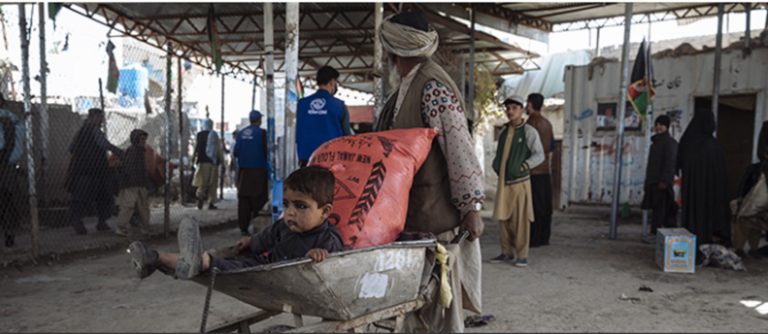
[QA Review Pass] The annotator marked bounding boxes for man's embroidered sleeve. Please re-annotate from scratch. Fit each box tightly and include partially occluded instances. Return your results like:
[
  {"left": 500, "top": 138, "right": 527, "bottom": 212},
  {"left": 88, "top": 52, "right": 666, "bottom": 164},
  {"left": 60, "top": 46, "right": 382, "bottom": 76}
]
[{"left": 420, "top": 80, "right": 485, "bottom": 217}]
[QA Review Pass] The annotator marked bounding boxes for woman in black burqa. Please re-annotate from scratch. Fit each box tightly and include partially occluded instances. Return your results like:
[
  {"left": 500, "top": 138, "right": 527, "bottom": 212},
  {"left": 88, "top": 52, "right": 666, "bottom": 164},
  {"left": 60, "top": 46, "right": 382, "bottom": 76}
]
[{"left": 677, "top": 108, "right": 731, "bottom": 247}]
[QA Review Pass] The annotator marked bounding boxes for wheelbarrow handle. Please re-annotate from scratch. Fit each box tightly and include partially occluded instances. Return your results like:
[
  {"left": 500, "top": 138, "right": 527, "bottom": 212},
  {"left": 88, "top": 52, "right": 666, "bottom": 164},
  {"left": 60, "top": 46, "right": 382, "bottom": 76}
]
[{"left": 450, "top": 230, "right": 470, "bottom": 244}]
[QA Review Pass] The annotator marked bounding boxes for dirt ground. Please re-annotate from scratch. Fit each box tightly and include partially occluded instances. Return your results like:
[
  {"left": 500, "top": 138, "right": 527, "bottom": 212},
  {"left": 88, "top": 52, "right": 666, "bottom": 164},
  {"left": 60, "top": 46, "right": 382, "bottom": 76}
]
[{"left": 1, "top": 206, "right": 767, "bottom": 332}]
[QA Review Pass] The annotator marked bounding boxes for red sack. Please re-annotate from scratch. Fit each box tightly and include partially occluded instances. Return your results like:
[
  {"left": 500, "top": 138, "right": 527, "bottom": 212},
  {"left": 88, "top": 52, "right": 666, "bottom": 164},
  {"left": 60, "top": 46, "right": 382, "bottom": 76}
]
[{"left": 309, "top": 128, "right": 437, "bottom": 249}]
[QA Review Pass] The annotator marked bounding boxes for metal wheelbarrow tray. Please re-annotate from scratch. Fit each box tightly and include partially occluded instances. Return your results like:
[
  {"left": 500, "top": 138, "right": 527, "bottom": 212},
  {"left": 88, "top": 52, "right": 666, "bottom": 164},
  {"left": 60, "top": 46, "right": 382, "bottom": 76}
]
[{"left": 193, "top": 239, "right": 436, "bottom": 323}]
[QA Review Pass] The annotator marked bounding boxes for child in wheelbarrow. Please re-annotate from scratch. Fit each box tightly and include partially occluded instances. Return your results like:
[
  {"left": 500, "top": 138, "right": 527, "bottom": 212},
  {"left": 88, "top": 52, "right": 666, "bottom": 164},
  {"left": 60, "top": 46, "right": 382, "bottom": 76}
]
[{"left": 127, "top": 166, "right": 345, "bottom": 279}]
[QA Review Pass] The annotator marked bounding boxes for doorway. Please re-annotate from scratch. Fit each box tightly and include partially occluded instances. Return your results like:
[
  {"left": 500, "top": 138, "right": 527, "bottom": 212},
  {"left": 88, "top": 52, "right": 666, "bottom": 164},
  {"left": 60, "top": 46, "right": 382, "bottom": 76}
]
[{"left": 694, "top": 94, "right": 757, "bottom": 199}]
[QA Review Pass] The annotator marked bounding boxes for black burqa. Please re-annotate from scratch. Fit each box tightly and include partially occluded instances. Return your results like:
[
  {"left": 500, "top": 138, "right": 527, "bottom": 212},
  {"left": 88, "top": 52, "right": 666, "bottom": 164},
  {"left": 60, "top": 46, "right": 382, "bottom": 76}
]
[{"left": 677, "top": 109, "right": 730, "bottom": 246}]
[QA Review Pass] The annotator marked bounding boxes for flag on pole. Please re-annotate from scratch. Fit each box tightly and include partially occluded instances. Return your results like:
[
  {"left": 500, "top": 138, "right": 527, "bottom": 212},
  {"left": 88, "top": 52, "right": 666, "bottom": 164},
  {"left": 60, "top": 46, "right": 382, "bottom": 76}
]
[
  {"left": 48, "top": 3, "right": 62, "bottom": 30},
  {"left": 628, "top": 39, "right": 655, "bottom": 119},
  {"left": 207, "top": 5, "right": 223, "bottom": 73},
  {"left": 106, "top": 40, "right": 119, "bottom": 93}
]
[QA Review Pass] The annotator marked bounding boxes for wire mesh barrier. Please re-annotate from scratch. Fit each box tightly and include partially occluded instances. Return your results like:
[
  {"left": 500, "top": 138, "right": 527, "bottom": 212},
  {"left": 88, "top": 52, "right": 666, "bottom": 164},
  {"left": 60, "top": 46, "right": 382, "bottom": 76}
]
[{"left": 0, "top": 5, "right": 241, "bottom": 265}]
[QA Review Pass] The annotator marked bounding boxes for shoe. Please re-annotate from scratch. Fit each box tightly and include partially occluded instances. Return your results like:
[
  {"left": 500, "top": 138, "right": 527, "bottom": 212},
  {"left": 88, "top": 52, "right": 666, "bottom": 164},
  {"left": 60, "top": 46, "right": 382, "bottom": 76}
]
[
  {"left": 96, "top": 221, "right": 111, "bottom": 232},
  {"left": 197, "top": 199, "right": 204, "bottom": 210},
  {"left": 176, "top": 218, "right": 203, "bottom": 280},
  {"left": 115, "top": 228, "right": 129, "bottom": 237},
  {"left": 208, "top": 204, "right": 218, "bottom": 210},
  {"left": 514, "top": 258, "right": 529, "bottom": 267},
  {"left": 489, "top": 254, "right": 515, "bottom": 263},
  {"left": 4, "top": 233, "right": 14, "bottom": 248},
  {"left": 127, "top": 241, "right": 159, "bottom": 279},
  {"left": 73, "top": 223, "right": 87, "bottom": 235}
]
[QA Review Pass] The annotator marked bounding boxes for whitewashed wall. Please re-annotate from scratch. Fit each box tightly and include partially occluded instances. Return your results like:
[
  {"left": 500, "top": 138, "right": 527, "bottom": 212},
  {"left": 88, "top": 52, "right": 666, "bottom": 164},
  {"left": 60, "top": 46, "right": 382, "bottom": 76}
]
[{"left": 561, "top": 47, "right": 768, "bottom": 207}]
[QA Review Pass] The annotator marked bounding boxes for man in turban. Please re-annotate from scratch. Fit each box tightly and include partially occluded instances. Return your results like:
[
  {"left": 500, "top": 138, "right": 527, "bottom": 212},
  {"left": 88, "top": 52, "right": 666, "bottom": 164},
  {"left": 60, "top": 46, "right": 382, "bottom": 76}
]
[{"left": 374, "top": 11, "right": 485, "bottom": 332}]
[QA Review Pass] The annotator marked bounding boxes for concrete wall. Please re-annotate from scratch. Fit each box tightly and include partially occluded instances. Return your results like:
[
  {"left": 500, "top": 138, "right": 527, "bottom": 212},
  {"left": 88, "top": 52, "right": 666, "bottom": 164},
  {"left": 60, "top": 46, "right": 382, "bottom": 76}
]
[{"left": 561, "top": 47, "right": 768, "bottom": 208}]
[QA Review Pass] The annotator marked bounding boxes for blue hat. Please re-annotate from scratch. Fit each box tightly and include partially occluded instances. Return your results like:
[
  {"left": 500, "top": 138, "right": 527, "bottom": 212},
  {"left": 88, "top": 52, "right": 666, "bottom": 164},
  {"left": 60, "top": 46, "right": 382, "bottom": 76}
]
[{"left": 249, "top": 110, "right": 263, "bottom": 121}]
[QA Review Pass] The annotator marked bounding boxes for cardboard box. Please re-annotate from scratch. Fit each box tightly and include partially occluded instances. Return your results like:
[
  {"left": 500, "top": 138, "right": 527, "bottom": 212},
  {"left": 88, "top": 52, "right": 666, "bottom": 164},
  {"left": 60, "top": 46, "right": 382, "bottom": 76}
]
[{"left": 656, "top": 228, "right": 696, "bottom": 273}]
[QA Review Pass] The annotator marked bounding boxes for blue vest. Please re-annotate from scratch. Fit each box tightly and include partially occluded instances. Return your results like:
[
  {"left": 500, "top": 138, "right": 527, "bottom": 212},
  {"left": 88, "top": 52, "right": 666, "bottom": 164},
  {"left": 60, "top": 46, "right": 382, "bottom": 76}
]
[
  {"left": 296, "top": 90, "right": 346, "bottom": 161},
  {"left": 233, "top": 125, "right": 267, "bottom": 169}
]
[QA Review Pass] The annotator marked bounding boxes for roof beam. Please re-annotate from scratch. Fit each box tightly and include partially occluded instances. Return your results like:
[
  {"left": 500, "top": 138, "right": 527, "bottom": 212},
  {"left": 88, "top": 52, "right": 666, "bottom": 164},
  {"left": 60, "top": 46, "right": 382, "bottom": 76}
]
[
  {"left": 553, "top": 3, "right": 755, "bottom": 32},
  {"left": 417, "top": 6, "right": 535, "bottom": 56}
]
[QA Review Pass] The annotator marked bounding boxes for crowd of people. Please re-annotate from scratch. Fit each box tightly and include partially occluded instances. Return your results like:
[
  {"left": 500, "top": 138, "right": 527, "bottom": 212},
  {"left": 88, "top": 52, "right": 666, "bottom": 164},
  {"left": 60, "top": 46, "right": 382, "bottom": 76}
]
[{"left": 1, "top": 8, "right": 767, "bottom": 333}]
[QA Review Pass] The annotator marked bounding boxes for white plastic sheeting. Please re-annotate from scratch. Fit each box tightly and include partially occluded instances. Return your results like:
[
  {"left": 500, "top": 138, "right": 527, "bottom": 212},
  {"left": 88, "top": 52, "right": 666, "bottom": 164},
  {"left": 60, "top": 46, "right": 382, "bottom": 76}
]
[{"left": 501, "top": 50, "right": 592, "bottom": 99}]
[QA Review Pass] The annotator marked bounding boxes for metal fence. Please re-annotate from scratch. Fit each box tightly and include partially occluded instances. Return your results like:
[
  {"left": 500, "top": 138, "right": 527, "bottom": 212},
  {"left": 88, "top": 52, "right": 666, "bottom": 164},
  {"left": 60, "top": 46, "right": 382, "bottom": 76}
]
[{"left": 0, "top": 4, "right": 239, "bottom": 264}]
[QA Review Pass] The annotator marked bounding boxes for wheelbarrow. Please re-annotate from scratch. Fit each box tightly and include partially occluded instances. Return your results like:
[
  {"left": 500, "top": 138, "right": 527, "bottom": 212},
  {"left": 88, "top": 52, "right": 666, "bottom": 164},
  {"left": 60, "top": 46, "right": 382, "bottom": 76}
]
[{"left": 193, "top": 239, "right": 438, "bottom": 333}]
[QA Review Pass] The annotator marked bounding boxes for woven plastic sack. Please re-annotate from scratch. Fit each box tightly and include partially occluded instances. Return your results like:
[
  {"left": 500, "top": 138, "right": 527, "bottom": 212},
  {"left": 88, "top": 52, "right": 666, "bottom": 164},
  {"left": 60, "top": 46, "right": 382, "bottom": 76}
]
[{"left": 309, "top": 128, "right": 438, "bottom": 249}]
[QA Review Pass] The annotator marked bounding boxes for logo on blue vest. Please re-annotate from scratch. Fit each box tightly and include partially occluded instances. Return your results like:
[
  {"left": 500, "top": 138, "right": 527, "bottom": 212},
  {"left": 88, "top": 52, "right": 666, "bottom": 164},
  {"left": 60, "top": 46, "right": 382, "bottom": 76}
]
[{"left": 308, "top": 98, "right": 327, "bottom": 115}]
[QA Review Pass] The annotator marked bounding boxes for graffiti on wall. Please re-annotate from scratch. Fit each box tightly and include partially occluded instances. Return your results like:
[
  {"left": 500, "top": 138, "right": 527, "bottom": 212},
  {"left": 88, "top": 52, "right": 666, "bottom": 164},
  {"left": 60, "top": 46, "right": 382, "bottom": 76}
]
[{"left": 596, "top": 102, "right": 643, "bottom": 132}]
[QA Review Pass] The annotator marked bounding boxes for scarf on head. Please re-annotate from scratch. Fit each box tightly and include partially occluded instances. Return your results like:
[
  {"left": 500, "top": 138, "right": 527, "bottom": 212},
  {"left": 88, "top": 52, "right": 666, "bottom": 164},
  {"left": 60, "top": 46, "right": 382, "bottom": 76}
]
[{"left": 380, "top": 15, "right": 439, "bottom": 58}]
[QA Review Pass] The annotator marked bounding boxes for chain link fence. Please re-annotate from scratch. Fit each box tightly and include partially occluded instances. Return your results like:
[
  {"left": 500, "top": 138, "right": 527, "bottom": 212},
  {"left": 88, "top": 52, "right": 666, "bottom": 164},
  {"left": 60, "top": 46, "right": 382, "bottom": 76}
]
[{"left": 0, "top": 4, "right": 239, "bottom": 265}]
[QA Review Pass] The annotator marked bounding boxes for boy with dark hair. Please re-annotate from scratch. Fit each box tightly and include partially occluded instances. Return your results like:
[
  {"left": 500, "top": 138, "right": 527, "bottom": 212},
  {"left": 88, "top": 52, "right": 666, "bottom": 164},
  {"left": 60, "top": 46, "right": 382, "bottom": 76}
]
[
  {"left": 127, "top": 166, "right": 344, "bottom": 279},
  {"left": 296, "top": 66, "right": 352, "bottom": 167},
  {"left": 114, "top": 129, "right": 153, "bottom": 236}
]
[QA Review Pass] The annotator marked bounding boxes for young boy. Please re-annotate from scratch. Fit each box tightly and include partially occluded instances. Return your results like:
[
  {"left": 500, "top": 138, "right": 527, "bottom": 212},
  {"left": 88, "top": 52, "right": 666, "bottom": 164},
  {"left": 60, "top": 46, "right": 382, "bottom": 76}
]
[
  {"left": 490, "top": 95, "right": 544, "bottom": 267},
  {"left": 127, "top": 166, "right": 345, "bottom": 279},
  {"left": 114, "top": 129, "right": 153, "bottom": 236}
]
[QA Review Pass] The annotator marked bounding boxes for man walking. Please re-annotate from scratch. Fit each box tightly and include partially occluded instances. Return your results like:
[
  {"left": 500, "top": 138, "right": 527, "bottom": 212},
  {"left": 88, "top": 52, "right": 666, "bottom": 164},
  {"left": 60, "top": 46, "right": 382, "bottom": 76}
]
[
  {"left": 192, "top": 119, "right": 223, "bottom": 210},
  {"left": 233, "top": 110, "right": 269, "bottom": 236},
  {"left": 374, "top": 12, "right": 485, "bottom": 332},
  {"left": 525, "top": 93, "right": 555, "bottom": 247},
  {"left": 491, "top": 95, "right": 544, "bottom": 267},
  {"left": 296, "top": 66, "right": 352, "bottom": 167},
  {"left": 67, "top": 108, "right": 123, "bottom": 235},
  {"left": 642, "top": 115, "right": 678, "bottom": 234}
]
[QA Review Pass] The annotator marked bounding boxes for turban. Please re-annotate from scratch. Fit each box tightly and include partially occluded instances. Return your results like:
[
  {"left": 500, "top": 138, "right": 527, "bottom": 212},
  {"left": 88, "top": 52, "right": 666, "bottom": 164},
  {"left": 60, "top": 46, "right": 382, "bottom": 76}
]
[{"left": 380, "top": 14, "right": 439, "bottom": 58}]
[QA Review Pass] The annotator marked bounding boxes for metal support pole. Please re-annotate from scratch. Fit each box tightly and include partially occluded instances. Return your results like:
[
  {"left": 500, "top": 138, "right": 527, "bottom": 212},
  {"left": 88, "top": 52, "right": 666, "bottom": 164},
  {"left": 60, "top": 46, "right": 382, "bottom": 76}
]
[
  {"left": 609, "top": 3, "right": 634, "bottom": 240},
  {"left": 744, "top": 3, "right": 751, "bottom": 56},
  {"left": 164, "top": 43, "right": 172, "bottom": 238},
  {"left": 37, "top": 3, "right": 49, "bottom": 203},
  {"left": 643, "top": 16, "right": 656, "bottom": 237},
  {"left": 713, "top": 4, "right": 724, "bottom": 124},
  {"left": 641, "top": 209, "right": 650, "bottom": 241},
  {"left": 18, "top": 4, "right": 40, "bottom": 258},
  {"left": 467, "top": 6, "right": 476, "bottom": 121},
  {"left": 98, "top": 78, "right": 106, "bottom": 140},
  {"left": 177, "top": 56, "right": 186, "bottom": 204},
  {"left": 264, "top": 3, "right": 280, "bottom": 222},
  {"left": 373, "top": 2, "right": 384, "bottom": 117},
  {"left": 284, "top": 2, "right": 299, "bottom": 174},
  {"left": 219, "top": 75, "right": 225, "bottom": 200},
  {"left": 251, "top": 74, "right": 257, "bottom": 110},
  {"left": 595, "top": 27, "right": 601, "bottom": 57}
]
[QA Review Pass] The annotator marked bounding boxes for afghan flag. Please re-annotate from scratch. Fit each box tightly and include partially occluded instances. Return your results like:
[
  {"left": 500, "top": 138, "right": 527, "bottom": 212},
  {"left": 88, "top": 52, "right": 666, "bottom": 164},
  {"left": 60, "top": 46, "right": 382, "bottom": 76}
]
[
  {"left": 106, "top": 40, "right": 119, "bottom": 93},
  {"left": 628, "top": 39, "right": 655, "bottom": 119},
  {"left": 48, "top": 3, "right": 62, "bottom": 30},
  {"left": 296, "top": 79, "right": 304, "bottom": 99},
  {"left": 207, "top": 5, "right": 223, "bottom": 73}
]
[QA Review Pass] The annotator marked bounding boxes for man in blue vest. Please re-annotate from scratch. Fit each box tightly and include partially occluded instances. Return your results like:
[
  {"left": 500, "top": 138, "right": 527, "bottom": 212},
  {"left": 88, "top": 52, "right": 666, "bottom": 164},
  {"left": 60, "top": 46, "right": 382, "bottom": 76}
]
[
  {"left": 296, "top": 66, "right": 352, "bottom": 167},
  {"left": 233, "top": 110, "right": 269, "bottom": 235}
]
